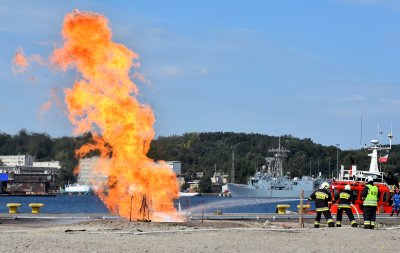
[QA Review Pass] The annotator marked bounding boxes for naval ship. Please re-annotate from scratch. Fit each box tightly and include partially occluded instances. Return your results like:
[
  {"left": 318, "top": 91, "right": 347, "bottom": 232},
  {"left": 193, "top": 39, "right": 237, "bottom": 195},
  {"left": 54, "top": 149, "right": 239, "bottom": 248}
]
[{"left": 227, "top": 141, "right": 319, "bottom": 198}]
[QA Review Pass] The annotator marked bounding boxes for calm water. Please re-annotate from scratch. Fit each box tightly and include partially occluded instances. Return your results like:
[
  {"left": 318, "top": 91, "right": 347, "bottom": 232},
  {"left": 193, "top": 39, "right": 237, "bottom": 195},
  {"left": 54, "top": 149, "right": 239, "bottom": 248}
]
[
  {"left": 0, "top": 195, "right": 312, "bottom": 214},
  {"left": 0, "top": 195, "right": 109, "bottom": 214}
]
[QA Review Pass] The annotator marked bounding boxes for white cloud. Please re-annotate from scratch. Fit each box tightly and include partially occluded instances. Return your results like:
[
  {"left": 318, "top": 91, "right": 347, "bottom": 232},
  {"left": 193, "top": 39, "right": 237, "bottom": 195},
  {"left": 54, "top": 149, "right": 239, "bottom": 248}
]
[
  {"left": 379, "top": 99, "right": 400, "bottom": 107},
  {"left": 339, "top": 95, "right": 367, "bottom": 102},
  {"left": 148, "top": 64, "right": 209, "bottom": 80},
  {"left": 160, "top": 65, "right": 185, "bottom": 78}
]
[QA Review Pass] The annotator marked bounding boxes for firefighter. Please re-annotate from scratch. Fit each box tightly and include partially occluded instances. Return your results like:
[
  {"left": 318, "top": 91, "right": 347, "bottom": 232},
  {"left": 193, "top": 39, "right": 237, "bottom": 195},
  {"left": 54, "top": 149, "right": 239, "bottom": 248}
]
[
  {"left": 309, "top": 182, "right": 335, "bottom": 228},
  {"left": 334, "top": 184, "right": 357, "bottom": 227},
  {"left": 361, "top": 176, "right": 379, "bottom": 229},
  {"left": 391, "top": 188, "right": 400, "bottom": 216}
]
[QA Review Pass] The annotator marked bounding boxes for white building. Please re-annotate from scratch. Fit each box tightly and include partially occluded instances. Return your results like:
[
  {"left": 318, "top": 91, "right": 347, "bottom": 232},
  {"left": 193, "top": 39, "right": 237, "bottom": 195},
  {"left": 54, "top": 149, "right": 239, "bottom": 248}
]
[
  {"left": 33, "top": 161, "right": 61, "bottom": 169},
  {"left": 0, "top": 155, "right": 34, "bottom": 166},
  {"left": 78, "top": 157, "right": 108, "bottom": 188},
  {"left": 167, "top": 161, "right": 181, "bottom": 175},
  {"left": 78, "top": 157, "right": 98, "bottom": 185},
  {"left": 77, "top": 158, "right": 182, "bottom": 189},
  {"left": 211, "top": 172, "right": 229, "bottom": 184}
]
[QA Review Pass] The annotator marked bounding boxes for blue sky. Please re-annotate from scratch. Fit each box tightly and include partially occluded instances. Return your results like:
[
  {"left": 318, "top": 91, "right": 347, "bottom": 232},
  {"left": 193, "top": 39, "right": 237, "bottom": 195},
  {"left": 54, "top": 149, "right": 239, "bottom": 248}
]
[{"left": 1, "top": 0, "right": 400, "bottom": 150}]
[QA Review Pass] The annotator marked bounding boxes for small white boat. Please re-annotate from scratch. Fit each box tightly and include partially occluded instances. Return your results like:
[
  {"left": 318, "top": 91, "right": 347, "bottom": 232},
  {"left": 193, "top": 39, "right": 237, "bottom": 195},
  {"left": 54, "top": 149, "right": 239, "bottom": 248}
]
[
  {"left": 61, "top": 183, "right": 91, "bottom": 195},
  {"left": 179, "top": 192, "right": 199, "bottom": 197}
]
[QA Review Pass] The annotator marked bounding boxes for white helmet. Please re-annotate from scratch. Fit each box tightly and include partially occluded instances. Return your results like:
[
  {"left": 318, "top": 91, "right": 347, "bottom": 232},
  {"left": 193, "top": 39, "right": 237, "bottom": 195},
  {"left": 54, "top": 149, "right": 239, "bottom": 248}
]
[
  {"left": 320, "top": 182, "right": 330, "bottom": 189},
  {"left": 366, "top": 176, "right": 374, "bottom": 182},
  {"left": 344, "top": 185, "right": 351, "bottom": 191}
]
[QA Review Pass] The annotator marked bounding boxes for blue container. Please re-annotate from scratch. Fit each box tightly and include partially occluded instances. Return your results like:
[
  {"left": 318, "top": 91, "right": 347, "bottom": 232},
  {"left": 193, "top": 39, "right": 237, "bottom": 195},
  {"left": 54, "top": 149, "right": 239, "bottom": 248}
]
[{"left": 0, "top": 173, "right": 8, "bottom": 181}]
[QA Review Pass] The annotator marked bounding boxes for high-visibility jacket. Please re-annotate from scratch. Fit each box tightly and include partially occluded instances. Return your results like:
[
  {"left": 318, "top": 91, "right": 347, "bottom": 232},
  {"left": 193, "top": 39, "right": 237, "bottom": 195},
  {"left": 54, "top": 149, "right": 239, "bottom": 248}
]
[
  {"left": 309, "top": 188, "right": 332, "bottom": 212},
  {"left": 362, "top": 184, "right": 378, "bottom": 207}
]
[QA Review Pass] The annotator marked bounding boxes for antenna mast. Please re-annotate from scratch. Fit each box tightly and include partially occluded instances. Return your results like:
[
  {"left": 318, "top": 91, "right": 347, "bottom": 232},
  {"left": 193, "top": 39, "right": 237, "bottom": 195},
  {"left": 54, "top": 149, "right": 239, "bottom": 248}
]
[
  {"left": 231, "top": 146, "right": 235, "bottom": 183},
  {"left": 359, "top": 116, "right": 363, "bottom": 148},
  {"left": 267, "top": 137, "right": 290, "bottom": 178},
  {"left": 388, "top": 124, "right": 393, "bottom": 149}
]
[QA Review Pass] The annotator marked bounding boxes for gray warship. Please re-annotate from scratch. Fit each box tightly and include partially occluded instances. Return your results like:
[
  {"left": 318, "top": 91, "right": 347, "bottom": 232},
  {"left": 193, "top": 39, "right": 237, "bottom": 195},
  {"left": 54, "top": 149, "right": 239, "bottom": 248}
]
[{"left": 227, "top": 141, "right": 319, "bottom": 198}]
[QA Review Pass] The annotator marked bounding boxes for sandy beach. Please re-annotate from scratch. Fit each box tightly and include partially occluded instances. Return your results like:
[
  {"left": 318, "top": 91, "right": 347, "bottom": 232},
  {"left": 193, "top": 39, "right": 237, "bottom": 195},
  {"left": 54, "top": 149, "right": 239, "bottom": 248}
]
[{"left": 1, "top": 216, "right": 400, "bottom": 253}]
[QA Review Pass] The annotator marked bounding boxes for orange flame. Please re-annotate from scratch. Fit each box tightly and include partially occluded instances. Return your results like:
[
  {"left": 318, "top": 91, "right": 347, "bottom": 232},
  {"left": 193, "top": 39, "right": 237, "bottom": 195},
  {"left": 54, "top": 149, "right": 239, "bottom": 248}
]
[
  {"left": 12, "top": 48, "right": 48, "bottom": 78},
  {"left": 12, "top": 47, "right": 29, "bottom": 73},
  {"left": 38, "top": 100, "right": 52, "bottom": 119},
  {"left": 132, "top": 71, "right": 152, "bottom": 86},
  {"left": 38, "top": 87, "right": 64, "bottom": 118},
  {"left": 51, "top": 10, "right": 179, "bottom": 221}
]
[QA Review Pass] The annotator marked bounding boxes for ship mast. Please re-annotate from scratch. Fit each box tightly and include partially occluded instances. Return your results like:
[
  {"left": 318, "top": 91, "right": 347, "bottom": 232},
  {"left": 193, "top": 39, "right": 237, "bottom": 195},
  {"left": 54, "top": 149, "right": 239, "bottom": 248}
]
[
  {"left": 267, "top": 137, "right": 290, "bottom": 178},
  {"left": 367, "top": 133, "right": 392, "bottom": 174}
]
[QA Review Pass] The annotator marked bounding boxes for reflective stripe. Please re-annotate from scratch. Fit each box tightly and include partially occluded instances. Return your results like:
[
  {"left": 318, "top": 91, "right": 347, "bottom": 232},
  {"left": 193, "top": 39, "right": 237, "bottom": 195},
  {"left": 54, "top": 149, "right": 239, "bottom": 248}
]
[
  {"left": 339, "top": 192, "right": 351, "bottom": 199},
  {"left": 314, "top": 221, "right": 320, "bottom": 225},
  {"left": 327, "top": 219, "right": 334, "bottom": 223},
  {"left": 336, "top": 221, "right": 341, "bottom": 225},
  {"left": 338, "top": 204, "right": 351, "bottom": 208},
  {"left": 316, "top": 207, "right": 329, "bottom": 211},
  {"left": 315, "top": 192, "right": 329, "bottom": 200},
  {"left": 364, "top": 221, "right": 371, "bottom": 225},
  {"left": 351, "top": 220, "right": 357, "bottom": 224},
  {"left": 371, "top": 222, "right": 375, "bottom": 226},
  {"left": 364, "top": 200, "right": 377, "bottom": 206}
]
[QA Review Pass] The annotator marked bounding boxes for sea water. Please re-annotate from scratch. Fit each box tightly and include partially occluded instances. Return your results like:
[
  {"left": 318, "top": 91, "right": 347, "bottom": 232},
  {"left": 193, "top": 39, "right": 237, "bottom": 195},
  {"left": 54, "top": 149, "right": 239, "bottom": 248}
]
[
  {"left": 0, "top": 195, "right": 109, "bottom": 214},
  {"left": 0, "top": 195, "right": 313, "bottom": 214}
]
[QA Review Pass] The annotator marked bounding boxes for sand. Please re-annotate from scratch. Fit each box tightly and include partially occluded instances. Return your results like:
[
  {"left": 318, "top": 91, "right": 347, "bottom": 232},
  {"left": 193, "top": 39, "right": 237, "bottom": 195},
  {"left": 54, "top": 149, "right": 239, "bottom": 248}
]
[{"left": 0, "top": 218, "right": 400, "bottom": 253}]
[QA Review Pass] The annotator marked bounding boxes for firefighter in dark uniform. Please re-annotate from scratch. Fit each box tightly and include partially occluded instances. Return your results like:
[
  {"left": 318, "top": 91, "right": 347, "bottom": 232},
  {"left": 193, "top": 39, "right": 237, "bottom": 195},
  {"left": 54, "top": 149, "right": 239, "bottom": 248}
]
[
  {"left": 334, "top": 184, "right": 357, "bottom": 227},
  {"left": 309, "top": 182, "right": 335, "bottom": 228},
  {"left": 362, "top": 176, "right": 379, "bottom": 229}
]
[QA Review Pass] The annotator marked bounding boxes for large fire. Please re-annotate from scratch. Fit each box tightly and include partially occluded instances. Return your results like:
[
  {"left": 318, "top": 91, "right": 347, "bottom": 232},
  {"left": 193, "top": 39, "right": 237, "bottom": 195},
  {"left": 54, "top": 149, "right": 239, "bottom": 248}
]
[{"left": 50, "top": 10, "right": 179, "bottom": 221}]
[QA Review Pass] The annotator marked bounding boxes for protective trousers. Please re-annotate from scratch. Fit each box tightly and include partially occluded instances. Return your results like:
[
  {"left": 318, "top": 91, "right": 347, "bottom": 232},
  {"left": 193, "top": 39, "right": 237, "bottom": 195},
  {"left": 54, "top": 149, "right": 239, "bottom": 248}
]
[
  {"left": 314, "top": 210, "right": 334, "bottom": 228},
  {"left": 391, "top": 204, "right": 400, "bottom": 216},
  {"left": 336, "top": 208, "right": 357, "bottom": 227},
  {"left": 363, "top": 206, "right": 377, "bottom": 229}
]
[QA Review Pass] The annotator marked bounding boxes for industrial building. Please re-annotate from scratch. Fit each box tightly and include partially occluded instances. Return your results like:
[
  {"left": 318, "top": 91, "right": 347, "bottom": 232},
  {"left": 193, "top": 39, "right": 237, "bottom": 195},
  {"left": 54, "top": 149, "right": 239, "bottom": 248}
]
[
  {"left": 167, "top": 161, "right": 181, "bottom": 175},
  {"left": 0, "top": 154, "right": 34, "bottom": 166},
  {"left": 0, "top": 155, "right": 60, "bottom": 195}
]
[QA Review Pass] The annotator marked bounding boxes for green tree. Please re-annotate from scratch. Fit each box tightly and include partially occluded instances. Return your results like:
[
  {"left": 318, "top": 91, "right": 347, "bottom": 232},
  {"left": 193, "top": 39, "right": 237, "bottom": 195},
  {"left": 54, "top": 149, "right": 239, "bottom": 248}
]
[{"left": 198, "top": 176, "right": 212, "bottom": 193}]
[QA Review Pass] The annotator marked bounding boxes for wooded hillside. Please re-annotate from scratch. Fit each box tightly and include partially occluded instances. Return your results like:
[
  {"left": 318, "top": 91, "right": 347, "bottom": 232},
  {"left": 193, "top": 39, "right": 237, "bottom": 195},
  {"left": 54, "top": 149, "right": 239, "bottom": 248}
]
[
  {"left": 1, "top": 130, "right": 399, "bottom": 185},
  {"left": 148, "top": 132, "right": 400, "bottom": 183}
]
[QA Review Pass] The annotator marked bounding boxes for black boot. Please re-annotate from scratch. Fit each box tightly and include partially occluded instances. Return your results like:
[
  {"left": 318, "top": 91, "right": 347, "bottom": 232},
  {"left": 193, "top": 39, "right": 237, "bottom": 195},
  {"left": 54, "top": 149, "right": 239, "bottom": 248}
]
[
  {"left": 351, "top": 222, "right": 358, "bottom": 228},
  {"left": 390, "top": 211, "right": 394, "bottom": 216},
  {"left": 370, "top": 225, "right": 375, "bottom": 229},
  {"left": 364, "top": 225, "right": 370, "bottom": 229},
  {"left": 314, "top": 224, "right": 320, "bottom": 228},
  {"left": 328, "top": 222, "right": 335, "bottom": 228}
]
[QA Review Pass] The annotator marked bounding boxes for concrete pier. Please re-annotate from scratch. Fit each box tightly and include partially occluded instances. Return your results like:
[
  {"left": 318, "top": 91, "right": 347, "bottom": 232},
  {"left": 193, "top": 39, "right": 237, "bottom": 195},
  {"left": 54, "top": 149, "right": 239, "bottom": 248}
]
[
  {"left": 0, "top": 213, "right": 121, "bottom": 225},
  {"left": 189, "top": 212, "right": 397, "bottom": 222}
]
